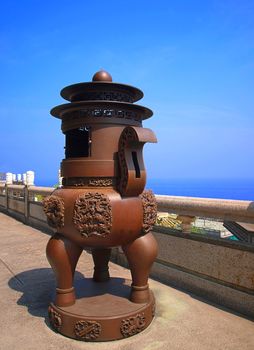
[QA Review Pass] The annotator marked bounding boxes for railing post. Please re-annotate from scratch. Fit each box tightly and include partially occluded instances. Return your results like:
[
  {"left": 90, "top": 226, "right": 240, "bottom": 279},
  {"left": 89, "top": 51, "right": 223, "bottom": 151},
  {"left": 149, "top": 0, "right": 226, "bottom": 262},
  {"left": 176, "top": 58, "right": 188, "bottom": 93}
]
[
  {"left": 58, "top": 169, "right": 63, "bottom": 188},
  {"left": 5, "top": 184, "right": 8, "bottom": 211},
  {"left": 26, "top": 171, "right": 35, "bottom": 186},
  {"left": 22, "top": 173, "right": 27, "bottom": 185},
  {"left": 177, "top": 215, "right": 195, "bottom": 234},
  {"left": 6, "top": 172, "right": 13, "bottom": 185},
  {"left": 24, "top": 185, "right": 29, "bottom": 224},
  {"left": 5, "top": 173, "right": 13, "bottom": 212}
]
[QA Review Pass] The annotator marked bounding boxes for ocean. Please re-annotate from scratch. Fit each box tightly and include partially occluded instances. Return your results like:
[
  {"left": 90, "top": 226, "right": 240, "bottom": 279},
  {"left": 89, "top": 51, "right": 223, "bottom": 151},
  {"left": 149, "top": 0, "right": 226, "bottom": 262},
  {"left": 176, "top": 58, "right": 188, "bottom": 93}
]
[
  {"left": 36, "top": 178, "right": 254, "bottom": 201},
  {"left": 146, "top": 178, "right": 254, "bottom": 201}
]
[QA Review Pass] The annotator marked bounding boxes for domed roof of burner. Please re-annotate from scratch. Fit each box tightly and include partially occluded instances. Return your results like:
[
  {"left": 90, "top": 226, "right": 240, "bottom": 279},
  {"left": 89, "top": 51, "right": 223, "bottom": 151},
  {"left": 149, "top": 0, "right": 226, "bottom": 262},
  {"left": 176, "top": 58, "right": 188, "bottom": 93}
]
[{"left": 60, "top": 70, "right": 144, "bottom": 103}]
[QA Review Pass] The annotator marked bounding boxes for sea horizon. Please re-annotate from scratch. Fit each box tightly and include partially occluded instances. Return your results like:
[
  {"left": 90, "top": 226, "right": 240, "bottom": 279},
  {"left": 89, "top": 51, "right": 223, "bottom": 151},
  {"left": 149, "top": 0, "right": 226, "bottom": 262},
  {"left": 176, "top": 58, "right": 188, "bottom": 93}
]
[{"left": 35, "top": 178, "right": 254, "bottom": 201}]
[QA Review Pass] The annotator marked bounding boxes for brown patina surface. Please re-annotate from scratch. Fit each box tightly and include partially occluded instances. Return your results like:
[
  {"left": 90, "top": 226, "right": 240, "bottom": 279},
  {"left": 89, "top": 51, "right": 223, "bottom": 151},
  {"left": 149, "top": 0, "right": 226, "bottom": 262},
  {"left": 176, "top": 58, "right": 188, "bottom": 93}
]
[{"left": 42, "top": 71, "right": 158, "bottom": 340}]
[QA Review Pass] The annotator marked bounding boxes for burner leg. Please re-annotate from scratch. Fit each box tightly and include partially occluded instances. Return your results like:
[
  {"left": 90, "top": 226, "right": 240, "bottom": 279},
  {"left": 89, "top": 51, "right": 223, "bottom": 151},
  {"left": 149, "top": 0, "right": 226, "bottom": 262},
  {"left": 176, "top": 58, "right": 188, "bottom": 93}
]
[
  {"left": 122, "top": 232, "right": 158, "bottom": 303},
  {"left": 92, "top": 248, "right": 111, "bottom": 282},
  {"left": 46, "top": 233, "right": 83, "bottom": 307}
]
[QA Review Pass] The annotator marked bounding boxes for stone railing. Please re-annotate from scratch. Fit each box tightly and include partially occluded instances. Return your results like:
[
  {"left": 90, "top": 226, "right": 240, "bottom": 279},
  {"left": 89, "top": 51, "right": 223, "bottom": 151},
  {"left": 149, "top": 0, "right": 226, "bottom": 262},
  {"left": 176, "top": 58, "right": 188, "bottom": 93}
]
[
  {"left": 156, "top": 195, "right": 254, "bottom": 235},
  {"left": 156, "top": 194, "right": 254, "bottom": 222},
  {"left": 113, "top": 195, "right": 254, "bottom": 319},
  {"left": 0, "top": 183, "right": 54, "bottom": 232},
  {"left": 0, "top": 184, "right": 253, "bottom": 318}
]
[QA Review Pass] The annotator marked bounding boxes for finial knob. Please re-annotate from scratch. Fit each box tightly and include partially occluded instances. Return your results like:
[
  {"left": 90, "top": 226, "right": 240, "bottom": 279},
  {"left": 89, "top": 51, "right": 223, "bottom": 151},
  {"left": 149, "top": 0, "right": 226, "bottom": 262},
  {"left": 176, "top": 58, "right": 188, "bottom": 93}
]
[{"left": 92, "top": 70, "right": 112, "bottom": 82}]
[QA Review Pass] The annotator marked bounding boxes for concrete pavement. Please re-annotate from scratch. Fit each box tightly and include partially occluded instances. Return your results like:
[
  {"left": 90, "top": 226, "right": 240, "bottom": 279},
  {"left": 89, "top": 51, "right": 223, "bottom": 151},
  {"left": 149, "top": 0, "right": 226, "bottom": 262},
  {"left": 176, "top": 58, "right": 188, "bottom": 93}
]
[{"left": 0, "top": 212, "right": 254, "bottom": 350}]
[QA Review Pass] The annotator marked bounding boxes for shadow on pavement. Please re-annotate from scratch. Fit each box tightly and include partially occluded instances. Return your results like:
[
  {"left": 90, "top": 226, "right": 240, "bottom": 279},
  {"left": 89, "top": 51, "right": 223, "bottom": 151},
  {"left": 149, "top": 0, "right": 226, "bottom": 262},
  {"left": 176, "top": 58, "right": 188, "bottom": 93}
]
[{"left": 8, "top": 268, "right": 85, "bottom": 326}]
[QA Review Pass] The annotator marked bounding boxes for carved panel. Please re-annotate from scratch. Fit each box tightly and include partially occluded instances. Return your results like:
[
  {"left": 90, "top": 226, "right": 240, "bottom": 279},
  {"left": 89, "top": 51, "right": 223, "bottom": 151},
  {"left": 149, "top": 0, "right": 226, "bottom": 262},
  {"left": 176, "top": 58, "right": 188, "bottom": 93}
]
[
  {"left": 120, "top": 313, "right": 146, "bottom": 337},
  {"left": 64, "top": 108, "right": 141, "bottom": 122},
  {"left": 140, "top": 190, "right": 157, "bottom": 234},
  {"left": 88, "top": 178, "right": 113, "bottom": 187},
  {"left": 74, "top": 320, "right": 101, "bottom": 340},
  {"left": 63, "top": 177, "right": 114, "bottom": 187},
  {"left": 117, "top": 127, "right": 137, "bottom": 196},
  {"left": 73, "top": 192, "right": 112, "bottom": 237},
  {"left": 48, "top": 306, "right": 62, "bottom": 331},
  {"left": 43, "top": 195, "right": 64, "bottom": 228},
  {"left": 73, "top": 91, "right": 134, "bottom": 103}
]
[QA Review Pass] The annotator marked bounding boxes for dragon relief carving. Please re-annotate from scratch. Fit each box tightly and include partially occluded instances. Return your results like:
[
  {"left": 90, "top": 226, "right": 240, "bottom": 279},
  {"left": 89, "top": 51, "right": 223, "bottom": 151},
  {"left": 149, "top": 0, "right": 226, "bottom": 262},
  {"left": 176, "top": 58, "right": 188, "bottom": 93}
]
[
  {"left": 48, "top": 306, "right": 62, "bottom": 331},
  {"left": 43, "top": 195, "right": 64, "bottom": 228},
  {"left": 74, "top": 320, "right": 101, "bottom": 340},
  {"left": 140, "top": 190, "right": 157, "bottom": 234},
  {"left": 73, "top": 192, "right": 112, "bottom": 238},
  {"left": 120, "top": 313, "right": 146, "bottom": 337}
]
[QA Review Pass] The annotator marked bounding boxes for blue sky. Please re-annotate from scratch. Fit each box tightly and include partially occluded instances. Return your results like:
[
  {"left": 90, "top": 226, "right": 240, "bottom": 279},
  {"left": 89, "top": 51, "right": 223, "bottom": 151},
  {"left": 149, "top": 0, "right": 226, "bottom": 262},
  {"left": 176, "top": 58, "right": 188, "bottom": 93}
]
[{"left": 1, "top": 0, "right": 254, "bottom": 184}]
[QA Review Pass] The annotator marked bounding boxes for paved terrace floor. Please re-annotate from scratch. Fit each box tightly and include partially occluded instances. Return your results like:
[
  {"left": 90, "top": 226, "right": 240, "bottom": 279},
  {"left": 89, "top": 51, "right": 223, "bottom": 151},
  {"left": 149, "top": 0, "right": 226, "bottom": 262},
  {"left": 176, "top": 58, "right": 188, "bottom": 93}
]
[{"left": 0, "top": 212, "right": 254, "bottom": 350}]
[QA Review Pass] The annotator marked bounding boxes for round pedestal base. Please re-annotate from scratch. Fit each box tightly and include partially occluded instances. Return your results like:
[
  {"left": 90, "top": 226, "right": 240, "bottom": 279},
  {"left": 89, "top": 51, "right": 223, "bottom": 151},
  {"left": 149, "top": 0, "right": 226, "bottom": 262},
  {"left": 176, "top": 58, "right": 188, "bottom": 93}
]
[{"left": 48, "top": 278, "right": 155, "bottom": 341}]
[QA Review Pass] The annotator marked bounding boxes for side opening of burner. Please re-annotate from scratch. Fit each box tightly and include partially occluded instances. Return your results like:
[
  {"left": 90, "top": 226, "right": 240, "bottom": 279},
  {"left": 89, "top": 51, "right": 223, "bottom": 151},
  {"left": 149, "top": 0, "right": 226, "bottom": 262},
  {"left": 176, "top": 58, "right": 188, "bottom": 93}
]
[
  {"left": 65, "top": 126, "right": 91, "bottom": 158},
  {"left": 132, "top": 151, "right": 141, "bottom": 178}
]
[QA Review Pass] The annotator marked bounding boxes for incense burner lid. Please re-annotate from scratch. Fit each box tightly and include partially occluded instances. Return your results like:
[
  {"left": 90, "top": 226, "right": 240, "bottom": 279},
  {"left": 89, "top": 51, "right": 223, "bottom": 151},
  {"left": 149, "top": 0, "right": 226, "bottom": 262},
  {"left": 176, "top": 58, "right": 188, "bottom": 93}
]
[{"left": 60, "top": 70, "right": 143, "bottom": 103}]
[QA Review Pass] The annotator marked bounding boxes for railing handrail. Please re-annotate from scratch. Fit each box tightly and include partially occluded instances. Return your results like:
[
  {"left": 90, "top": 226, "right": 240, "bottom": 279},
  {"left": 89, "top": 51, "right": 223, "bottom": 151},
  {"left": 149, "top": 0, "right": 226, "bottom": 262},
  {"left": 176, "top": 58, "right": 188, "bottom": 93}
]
[
  {"left": 7, "top": 184, "right": 26, "bottom": 190},
  {"left": 156, "top": 195, "right": 254, "bottom": 223},
  {"left": 0, "top": 184, "right": 54, "bottom": 194},
  {"left": 1, "top": 184, "right": 254, "bottom": 226},
  {"left": 28, "top": 186, "right": 55, "bottom": 194}
]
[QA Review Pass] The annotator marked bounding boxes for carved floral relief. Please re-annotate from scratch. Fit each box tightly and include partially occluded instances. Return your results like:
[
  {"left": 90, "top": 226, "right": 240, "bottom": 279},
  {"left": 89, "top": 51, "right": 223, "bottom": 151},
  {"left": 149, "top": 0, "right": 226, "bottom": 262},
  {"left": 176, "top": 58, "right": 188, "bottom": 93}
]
[
  {"left": 140, "top": 190, "right": 157, "bottom": 234},
  {"left": 74, "top": 320, "right": 101, "bottom": 340},
  {"left": 120, "top": 313, "right": 146, "bottom": 337}
]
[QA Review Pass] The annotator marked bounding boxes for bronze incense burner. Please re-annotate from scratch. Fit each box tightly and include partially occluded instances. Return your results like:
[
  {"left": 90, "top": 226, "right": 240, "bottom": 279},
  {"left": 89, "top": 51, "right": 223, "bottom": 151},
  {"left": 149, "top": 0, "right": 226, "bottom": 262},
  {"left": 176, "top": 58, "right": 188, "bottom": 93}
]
[{"left": 43, "top": 70, "right": 158, "bottom": 341}]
